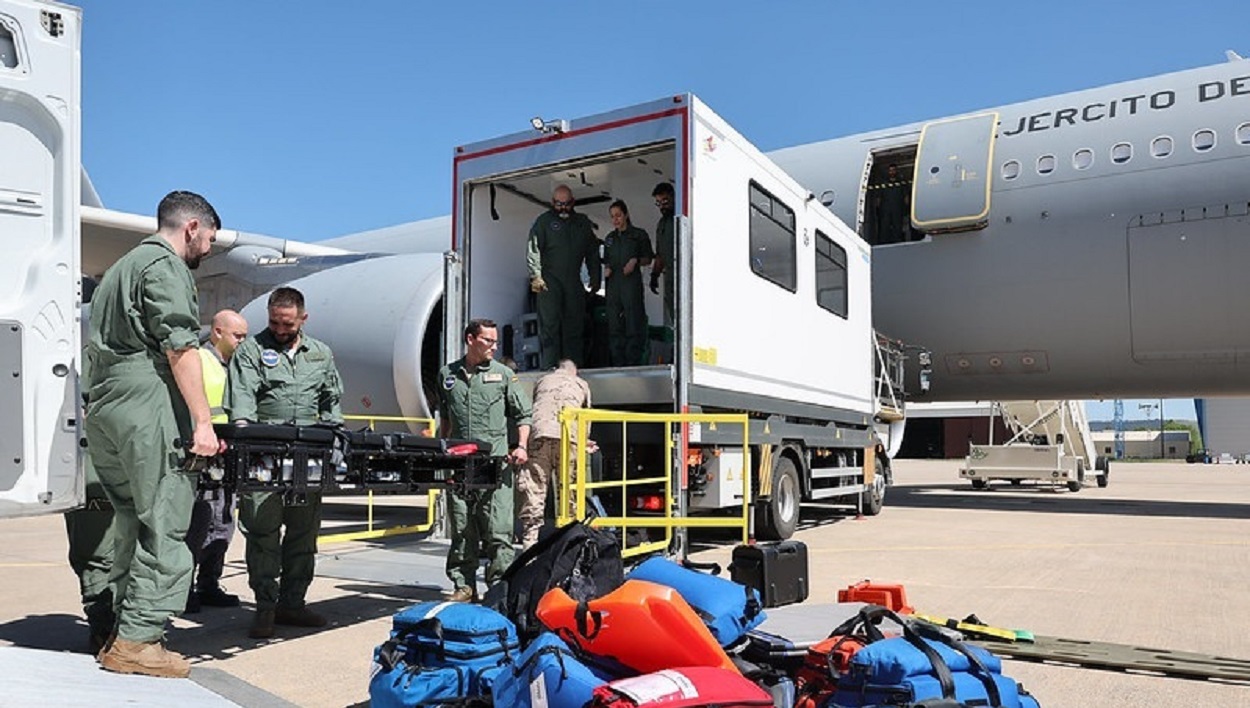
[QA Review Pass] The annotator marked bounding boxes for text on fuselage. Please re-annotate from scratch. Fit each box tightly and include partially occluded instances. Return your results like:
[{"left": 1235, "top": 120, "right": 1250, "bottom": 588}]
[{"left": 1001, "top": 75, "right": 1250, "bottom": 137}]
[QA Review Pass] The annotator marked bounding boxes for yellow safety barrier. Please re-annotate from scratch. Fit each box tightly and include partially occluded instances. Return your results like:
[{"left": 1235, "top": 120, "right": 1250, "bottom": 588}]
[
  {"left": 318, "top": 414, "right": 439, "bottom": 545},
  {"left": 555, "top": 409, "right": 751, "bottom": 559}
]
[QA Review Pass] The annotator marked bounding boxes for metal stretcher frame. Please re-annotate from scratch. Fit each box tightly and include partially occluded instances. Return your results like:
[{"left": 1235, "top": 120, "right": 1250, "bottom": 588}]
[{"left": 203, "top": 420, "right": 498, "bottom": 545}]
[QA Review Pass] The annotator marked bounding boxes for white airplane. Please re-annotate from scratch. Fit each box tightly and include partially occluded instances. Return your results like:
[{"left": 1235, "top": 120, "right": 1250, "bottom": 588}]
[{"left": 771, "top": 52, "right": 1250, "bottom": 402}]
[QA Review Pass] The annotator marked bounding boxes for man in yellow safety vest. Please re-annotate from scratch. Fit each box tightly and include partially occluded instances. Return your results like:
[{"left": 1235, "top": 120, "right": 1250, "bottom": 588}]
[{"left": 184, "top": 309, "right": 248, "bottom": 613}]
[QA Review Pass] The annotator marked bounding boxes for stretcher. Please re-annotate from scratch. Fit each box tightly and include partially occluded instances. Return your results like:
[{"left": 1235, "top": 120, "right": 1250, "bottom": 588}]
[{"left": 198, "top": 423, "right": 500, "bottom": 500}]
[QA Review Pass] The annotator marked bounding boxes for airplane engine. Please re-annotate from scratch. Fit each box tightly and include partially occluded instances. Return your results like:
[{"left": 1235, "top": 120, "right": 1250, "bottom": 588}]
[{"left": 239, "top": 253, "right": 444, "bottom": 432}]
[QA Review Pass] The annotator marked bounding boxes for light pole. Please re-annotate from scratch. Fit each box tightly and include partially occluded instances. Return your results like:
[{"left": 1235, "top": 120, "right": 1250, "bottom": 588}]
[
  {"left": 1139, "top": 402, "right": 1163, "bottom": 459},
  {"left": 1159, "top": 398, "right": 1165, "bottom": 459}
]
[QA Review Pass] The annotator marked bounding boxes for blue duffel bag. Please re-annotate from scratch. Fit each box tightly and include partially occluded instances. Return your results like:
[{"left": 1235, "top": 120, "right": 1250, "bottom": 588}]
[
  {"left": 492, "top": 632, "right": 609, "bottom": 708},
  {"left": 368, "top": 660, "right": 475, "bottom": 708},
  {"left": 827, "top": 606, "right": 1040, "bottom": 708},
  {"left": 627, "top": 556, "right": 766, "bottom": 646},
  {"left": 378, "top": 600, "right": 519, "bottom": 697}
]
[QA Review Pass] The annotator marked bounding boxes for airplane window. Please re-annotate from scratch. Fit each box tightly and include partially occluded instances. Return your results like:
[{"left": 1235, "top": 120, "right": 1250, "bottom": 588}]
[
  {"left": 1193, "top": 129, "right": 1216, "bottom": 152},
  {"left": 1151, "top": 136, "right": 1174, "bottom": 158},
  {"left": 1036, "top": 155, "right": 1056, "bottom": 175},
  {"left": 1111, "top": 143, "right": 1133, "bottom": 164},
  {"left": 0, "top": 24, "right": 19, "bottom": 69},
  {"left": 1001, "top": 160, "right": 1021, "bottom": 180},
  {"left": 1237, "top": 123, "right": 1250, "bottom": 146},
  {"left": 1073, "top": 149, "right": 1094, "bottom": 170}
]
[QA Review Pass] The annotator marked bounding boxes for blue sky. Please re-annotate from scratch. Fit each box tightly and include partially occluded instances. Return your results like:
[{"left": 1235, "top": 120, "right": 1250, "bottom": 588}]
[{"left": 72, "top": 0, "right": 1235, "bottom": 419}]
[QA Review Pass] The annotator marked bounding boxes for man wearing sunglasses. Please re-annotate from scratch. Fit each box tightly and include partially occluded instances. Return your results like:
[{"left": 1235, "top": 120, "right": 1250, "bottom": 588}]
[{"left": 526, "top": 185, "right": 602, "bottom": 368}]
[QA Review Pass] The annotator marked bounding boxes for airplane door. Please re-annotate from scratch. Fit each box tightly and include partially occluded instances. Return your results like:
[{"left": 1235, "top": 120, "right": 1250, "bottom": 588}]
[
  {"left": 0, "top": 1, "right": 82, "bottom": 517},
  {"left": 912, "top": 113, "right": 998, "bottom": 232}
]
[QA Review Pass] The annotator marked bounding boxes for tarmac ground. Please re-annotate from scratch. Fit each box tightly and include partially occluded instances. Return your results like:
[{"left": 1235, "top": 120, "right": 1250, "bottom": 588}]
[{"left": 1, "top": 458, "right": 1247, "bottom": 707}]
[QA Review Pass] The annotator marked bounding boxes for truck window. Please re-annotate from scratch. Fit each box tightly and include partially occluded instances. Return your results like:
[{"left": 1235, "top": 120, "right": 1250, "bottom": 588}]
[
  {"left": 814, "top": 230, "right": 847, "bottom": 318},
  {"left": 748, "top": 181, "right": 796, "bottom": 291}
]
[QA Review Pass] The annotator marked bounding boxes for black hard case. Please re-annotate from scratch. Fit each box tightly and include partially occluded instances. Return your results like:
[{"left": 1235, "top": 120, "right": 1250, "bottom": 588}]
[{"left": 729, "top": 540, "right": 809, "bottom": 608}]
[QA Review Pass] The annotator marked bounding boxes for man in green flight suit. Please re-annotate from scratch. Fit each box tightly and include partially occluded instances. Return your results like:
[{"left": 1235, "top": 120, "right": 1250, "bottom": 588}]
[
  {"left": 85, "top": 190, "right": 221, "bottom": 678},
  {"left": 650, "top": 182, "right": 676, "bottom": 328},
  {"left": 225, "top": 286, "right": 344, "bottom": 639},
  {"left": 527, "top": 185, "right": 602, "bottom": 369},
  {"left": 603, "top": 199, "right": 653, "bottom": 366},
  {"left": 438, "top": 318, "right": 532, "bottom": 602}
]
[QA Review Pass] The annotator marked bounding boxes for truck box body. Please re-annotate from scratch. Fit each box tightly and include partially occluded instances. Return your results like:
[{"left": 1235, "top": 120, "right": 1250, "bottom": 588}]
[{"left": 448, "top": 95, "right": 874, "bottom": 425}]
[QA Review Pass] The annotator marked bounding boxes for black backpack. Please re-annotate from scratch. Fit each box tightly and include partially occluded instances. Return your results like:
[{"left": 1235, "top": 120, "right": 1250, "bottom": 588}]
[{"left": 483, "top": 517, "right": 624, "bottom": 642}]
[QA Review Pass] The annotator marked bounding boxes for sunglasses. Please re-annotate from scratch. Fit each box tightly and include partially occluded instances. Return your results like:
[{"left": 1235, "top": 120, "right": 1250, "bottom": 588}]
[{"left": 553, "top": 199, "right": 574, "bottom": 207}]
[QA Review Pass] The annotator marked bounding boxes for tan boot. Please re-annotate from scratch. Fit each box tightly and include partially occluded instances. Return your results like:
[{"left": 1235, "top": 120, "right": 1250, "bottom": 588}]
[
  {"left": 249, "top": 609, "right": 275, "bottom": 639},
  {"left": 98, "top": 638, "right": 190, "bottom": 679}
]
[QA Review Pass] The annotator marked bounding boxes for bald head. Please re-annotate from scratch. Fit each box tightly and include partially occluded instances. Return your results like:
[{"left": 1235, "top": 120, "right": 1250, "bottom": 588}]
[
  {"left": 210, "top": 309, "right": 248, "bottom": 361},
  {"left": 552, "top": 185, "right": 574, "bottom": 218}
]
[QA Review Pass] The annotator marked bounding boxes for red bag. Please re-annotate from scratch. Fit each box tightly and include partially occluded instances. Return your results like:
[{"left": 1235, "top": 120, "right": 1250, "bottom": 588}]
[
  {"left": 794, "top": 634, "right": 871, "bottom": 708},
  {"left": 588, "top": 667, "right": 773, "bottom": 707}
]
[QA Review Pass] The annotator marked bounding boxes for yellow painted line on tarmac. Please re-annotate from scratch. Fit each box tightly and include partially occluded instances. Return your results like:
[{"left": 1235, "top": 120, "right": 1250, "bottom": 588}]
[
  {"left": 812, "top": 539, "right": 1250, "bottom": 553},
  {"left": 0, "top": 561, "right": 63, "bottom": 568}
]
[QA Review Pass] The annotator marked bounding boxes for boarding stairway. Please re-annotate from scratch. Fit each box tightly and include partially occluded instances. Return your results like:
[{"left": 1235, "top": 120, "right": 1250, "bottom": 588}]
[{"left": 961, "top": 401, "right": 1109, "bottom": 490}]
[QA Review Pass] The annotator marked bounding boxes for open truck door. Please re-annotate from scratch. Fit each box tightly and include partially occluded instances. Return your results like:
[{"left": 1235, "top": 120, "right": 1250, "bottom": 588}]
[{"left": 0, "top": 0, "right": 82, "bottom": 518}]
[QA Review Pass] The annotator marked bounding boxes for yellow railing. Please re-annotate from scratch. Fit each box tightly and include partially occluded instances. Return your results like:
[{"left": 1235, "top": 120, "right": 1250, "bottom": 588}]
[
  {"left": 556, "top": 409, "right": 752, "bottom": 559},
  {"left": 318, "top": 414, "right": 439, "bottom": 545}
]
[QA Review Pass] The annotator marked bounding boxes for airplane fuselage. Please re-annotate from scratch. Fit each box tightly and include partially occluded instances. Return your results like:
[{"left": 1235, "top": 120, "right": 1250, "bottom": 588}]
[{"left": 771, "top": 58, "right": 1250, "bottom": 401}]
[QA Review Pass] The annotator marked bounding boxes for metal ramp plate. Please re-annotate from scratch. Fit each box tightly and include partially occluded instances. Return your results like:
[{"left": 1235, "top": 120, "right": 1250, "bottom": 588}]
[{"left": 975, "top": 635, "right": 1250, "bottom": 683}]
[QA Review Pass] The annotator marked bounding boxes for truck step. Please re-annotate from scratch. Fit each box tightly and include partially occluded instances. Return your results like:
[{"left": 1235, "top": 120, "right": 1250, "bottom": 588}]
[
  {"left": 809, "top": 466, "right": 860, "bottom": 480},
  {"left": 807, "top": 485, "right": 863, "bottom": 501}
]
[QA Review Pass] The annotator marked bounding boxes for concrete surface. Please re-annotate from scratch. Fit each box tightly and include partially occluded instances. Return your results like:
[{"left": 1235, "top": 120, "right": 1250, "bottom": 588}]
[{"left": 1, "top": 460, "right": 1247, "bottom": 706}]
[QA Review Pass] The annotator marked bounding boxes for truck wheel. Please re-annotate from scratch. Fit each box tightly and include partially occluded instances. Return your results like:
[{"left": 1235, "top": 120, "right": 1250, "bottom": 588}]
[
  {"left": 1096, "top": 456, "right": 1110, "bottom": 488},
  {"left": 759, "top": 456, "right": 800, "bottom": 540},
  {"left": 1067, "top": 460, "right": 1085, "bottom": 492},
  {"left": 971, "top": 478, "right": 988, "bottom": 489},
  {"left": 860, "top": 456, "right": 886, "bottom": 516}
]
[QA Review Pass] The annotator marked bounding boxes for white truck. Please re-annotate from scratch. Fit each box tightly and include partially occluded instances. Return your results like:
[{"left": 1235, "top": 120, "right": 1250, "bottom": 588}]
[{"left": 446, "top": 95, "right": 917, "bottom": 540}]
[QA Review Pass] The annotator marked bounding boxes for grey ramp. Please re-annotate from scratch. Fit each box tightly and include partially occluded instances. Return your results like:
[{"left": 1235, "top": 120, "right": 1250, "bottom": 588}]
[
  {"left": 750, "top": 602, "right": 871, "bottom": 649},
  {"left": 0, "top": 645, "right": 260, "bottom": 708}
]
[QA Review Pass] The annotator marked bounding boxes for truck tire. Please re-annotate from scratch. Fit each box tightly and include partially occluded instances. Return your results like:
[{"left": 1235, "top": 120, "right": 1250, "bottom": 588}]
[
  {"left": 860, "top": 456, "right": 886, "bottom": 516},
  {"left": 1067, "top": 460, "right": 1085, "bottom": 492},
  {"left": 1095, "top": 456, "right": 1110, "bottom": 488},
  {"left": 758, "top": 456, "right": 800, "bottom": 540}
]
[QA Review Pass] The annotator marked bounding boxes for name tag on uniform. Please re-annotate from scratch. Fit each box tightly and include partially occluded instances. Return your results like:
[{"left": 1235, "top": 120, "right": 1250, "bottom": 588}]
[
  {"left": 305, "top": 352, "right": 326, "bottom": 362},
  {"left": 482, "top": 373, "right": 503, "bottom": 383},
  {"left": 260, "top": 349, "right": 280, "bottom": 367}
]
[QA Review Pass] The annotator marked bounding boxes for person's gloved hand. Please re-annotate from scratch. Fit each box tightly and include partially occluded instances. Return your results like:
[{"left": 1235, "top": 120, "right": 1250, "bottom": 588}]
[
  {"left": 649, "top": 270, "right": 661, "bottom": 295},
  {"left": 530, "top": 276, "right": 548, "bottom": 293}
]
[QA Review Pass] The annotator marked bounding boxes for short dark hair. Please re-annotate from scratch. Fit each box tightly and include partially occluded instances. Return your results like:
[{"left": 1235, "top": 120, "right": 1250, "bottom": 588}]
[
  {"left": 157, "top": 190, "right": 221, "bottom": 230},
  {"left": 609, "top": 199, "right": 629, "bottom": 217},
  {"left": 465, "top": 318, "right": 496, "bottom": 341},
  {"left": 652, "top": 182, "right": 674, "bottom": 197},
  {"left": 268, "top": 286, "right": 305, "bottom": 312}
]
